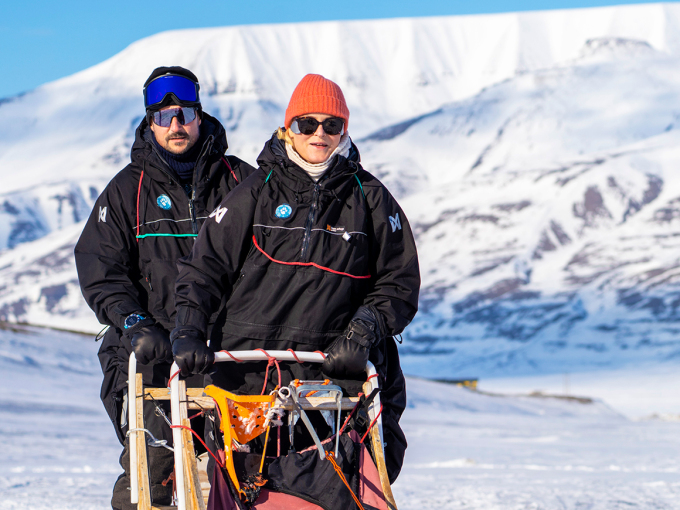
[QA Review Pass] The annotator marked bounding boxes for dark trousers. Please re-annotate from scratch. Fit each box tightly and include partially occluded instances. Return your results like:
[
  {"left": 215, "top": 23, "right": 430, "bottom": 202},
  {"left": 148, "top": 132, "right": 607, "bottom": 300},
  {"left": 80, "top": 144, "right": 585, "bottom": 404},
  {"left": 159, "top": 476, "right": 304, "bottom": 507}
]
[{"left": 111, "top": 397, "right": 175, "bottom": 510}]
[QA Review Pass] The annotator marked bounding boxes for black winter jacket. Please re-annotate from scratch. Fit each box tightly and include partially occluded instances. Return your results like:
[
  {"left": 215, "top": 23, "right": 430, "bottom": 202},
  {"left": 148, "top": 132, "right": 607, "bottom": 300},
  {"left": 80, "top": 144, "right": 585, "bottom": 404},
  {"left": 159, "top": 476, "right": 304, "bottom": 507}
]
[
  {"left": 74, "top": 113, "right": 255, "bottom": 442},
  {"left": 175, "top": 134, "right": 420, "bottom": 346},
  {"left": 76, "top": 113, "right": 254, "bottom": 332},
  {"left": 174, "top": 134, "right": 419, "bottom": 481}
]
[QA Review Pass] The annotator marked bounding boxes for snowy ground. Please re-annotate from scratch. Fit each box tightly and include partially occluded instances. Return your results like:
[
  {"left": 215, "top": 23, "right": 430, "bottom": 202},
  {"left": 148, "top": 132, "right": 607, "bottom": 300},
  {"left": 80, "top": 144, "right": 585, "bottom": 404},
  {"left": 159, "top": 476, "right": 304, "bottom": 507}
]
[
  {"left": 1, "top": 325, "right": 678, "bottom": 509},
  {"left": 397, "top": 378, "right": 680, "bottom": 509},
  {"left": 0, "top": 325, "right": 119, "bottom": 510}
]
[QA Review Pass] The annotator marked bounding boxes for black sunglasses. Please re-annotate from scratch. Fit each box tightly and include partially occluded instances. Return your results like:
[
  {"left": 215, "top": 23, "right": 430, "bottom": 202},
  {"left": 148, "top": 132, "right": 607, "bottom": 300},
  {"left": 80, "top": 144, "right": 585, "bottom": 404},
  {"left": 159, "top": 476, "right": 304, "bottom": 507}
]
[
  {"left": 291, "top": 117, "right": 345, "bottom": 136},
  {"left": 151, "top": 107, "right": 197, "bottom": 128}
]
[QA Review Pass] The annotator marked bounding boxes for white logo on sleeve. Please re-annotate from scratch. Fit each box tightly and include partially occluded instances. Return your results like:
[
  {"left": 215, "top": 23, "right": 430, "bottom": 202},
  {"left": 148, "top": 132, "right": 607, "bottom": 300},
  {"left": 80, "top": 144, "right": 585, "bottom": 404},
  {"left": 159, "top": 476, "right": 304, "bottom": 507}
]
[
  {"left": 98, "top": 206, "right": 107, "bottom": 223},
  {"left": 210, "top": 206, "right": 228, "bottom": 224},
  {"left": 389, "top": 213, "right": 402, "bottom": 232}
]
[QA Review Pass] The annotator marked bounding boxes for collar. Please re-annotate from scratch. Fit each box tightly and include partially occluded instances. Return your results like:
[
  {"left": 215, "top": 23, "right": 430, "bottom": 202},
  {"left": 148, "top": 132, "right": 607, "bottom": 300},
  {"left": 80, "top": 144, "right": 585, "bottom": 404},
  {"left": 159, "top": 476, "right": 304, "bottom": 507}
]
[{"left": 285, "top": 133, "right": 352, "bottom": 182}]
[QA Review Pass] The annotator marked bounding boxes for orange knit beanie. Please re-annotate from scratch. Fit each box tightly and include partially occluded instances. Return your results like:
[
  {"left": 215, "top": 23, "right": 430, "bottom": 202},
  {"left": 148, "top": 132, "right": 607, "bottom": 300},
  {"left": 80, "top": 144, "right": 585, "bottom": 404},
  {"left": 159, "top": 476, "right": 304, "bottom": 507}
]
[{"left": 284, "top": 74, "right": 350, "bottom": 131}]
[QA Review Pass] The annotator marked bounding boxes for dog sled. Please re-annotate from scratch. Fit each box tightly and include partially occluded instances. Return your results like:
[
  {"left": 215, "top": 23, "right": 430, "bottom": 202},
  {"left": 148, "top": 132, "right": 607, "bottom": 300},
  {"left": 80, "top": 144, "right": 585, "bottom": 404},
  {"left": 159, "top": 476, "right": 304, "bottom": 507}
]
[{"left": 127, "top": 350, "right": 398, "bottom": 510}]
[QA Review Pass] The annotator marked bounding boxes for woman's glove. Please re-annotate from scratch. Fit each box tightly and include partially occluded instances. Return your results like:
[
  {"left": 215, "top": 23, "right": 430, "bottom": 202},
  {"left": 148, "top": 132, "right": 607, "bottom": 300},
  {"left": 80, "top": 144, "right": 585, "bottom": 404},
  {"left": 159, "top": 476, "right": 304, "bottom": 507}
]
[
  {"left": 322, "top": 306, "right": 383, "bottom": 379},
  {"left": 170, "top": 326, "right": 215, "bottom": 377},
  {"left": 129, "top": 321, "right": 173, "bottom": 365}
]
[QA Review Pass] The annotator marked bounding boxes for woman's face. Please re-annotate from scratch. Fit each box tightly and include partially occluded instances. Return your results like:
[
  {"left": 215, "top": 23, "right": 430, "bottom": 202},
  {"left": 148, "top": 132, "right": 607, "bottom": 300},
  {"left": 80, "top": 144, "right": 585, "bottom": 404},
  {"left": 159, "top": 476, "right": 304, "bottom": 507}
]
[{"left": 291, "top": 113, "right": 342, "bottom": 164}]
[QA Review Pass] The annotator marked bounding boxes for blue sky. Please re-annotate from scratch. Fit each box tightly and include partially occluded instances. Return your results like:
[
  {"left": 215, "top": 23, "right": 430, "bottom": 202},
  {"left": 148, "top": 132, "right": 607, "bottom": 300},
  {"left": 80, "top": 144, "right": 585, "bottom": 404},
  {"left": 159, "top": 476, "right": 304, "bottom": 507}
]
[{"left": 0, "top": 0, "right": 670, "bottom": 99}]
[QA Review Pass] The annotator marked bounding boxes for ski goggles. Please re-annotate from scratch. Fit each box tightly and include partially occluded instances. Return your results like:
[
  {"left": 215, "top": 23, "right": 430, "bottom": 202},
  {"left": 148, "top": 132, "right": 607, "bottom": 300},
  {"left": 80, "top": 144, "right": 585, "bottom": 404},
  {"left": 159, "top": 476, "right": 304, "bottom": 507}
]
[
  {"left": 291, "top": 116, "right": 345, "bottom": 136},
  {"left": 151, "top": 107, "right": 197, "bottom": 128},
  {"left": 144, "top": 74, "right": 200, "bottom": 108}
]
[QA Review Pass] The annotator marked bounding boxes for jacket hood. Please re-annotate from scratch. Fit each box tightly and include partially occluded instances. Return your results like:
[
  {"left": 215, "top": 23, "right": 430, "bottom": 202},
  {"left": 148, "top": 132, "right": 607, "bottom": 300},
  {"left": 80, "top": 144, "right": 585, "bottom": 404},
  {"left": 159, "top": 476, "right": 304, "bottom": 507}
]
[
  {"left": 130, "top": 112, "right": 229, "bottom": 180},
  {"left": 256, "top": 133, "right": 361, "bottom": 186}
]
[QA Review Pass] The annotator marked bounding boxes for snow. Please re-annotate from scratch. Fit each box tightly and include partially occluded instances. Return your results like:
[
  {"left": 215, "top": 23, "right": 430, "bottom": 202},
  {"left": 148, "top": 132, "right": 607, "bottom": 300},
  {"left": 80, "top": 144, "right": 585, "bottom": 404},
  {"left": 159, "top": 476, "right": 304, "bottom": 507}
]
[
  {"left": 0, "top": 326, "right": 119, "bottom": 509},
  {"left": 1, "top": 325, "right": 678, "bottom": 509},
  {"left": 397, "top": 378, "right": 680, "bottom": 509},
  {"left": 479, "top": 363, "right": 680, "bottom": 419}
]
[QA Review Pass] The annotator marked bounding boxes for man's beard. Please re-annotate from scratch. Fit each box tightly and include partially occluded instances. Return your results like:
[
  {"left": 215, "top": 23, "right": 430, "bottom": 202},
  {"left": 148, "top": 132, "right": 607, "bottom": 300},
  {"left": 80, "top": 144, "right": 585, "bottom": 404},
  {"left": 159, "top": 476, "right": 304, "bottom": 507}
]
[{"left": 165, "top": 133, "right": 193, "bottom": 154}]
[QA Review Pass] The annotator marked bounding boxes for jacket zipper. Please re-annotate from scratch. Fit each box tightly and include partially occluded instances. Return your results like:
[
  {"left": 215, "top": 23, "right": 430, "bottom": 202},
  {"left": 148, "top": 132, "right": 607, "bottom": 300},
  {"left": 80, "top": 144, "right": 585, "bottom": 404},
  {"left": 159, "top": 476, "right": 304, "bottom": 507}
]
[
  {"left": 301, "top": 183, "right": 320, "bottom": 261},
  {"left": 150, "top": 136, "right": 213, "bottom": 236},
  {"left": 232, "top": 272, "right": 246, "bottom": 292},
  {"left": 187, "top": 136, "right": 214, "bottom": 236},
  {"left": 189, "top": 188, "right": 198, "bottom": 234}
]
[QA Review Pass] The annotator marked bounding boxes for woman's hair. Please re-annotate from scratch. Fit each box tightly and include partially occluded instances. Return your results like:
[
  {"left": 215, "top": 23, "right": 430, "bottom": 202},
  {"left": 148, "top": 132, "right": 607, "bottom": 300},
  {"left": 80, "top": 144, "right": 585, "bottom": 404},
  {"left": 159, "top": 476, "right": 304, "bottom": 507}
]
[{"left": 276, "top": 127, "right": 294, "bottom": 146}]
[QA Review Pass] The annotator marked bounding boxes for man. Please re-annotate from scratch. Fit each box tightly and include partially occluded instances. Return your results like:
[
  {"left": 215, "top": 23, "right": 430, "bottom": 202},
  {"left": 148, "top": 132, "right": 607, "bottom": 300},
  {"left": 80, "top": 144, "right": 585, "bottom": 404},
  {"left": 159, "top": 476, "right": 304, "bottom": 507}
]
[{"left": 74, "top": 66, "right": 254, "bottom": 509}]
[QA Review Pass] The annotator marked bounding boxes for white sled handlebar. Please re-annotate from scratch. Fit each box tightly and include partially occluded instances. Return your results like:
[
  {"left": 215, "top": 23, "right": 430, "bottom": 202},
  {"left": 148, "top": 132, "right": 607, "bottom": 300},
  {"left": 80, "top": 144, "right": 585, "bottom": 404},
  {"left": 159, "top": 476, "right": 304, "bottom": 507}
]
[
  {"left": 128, "top": 352, "right": 139, "bottom": 504},
  {"left": 129, "top": 351, "right": 382, "bottom": 510}
]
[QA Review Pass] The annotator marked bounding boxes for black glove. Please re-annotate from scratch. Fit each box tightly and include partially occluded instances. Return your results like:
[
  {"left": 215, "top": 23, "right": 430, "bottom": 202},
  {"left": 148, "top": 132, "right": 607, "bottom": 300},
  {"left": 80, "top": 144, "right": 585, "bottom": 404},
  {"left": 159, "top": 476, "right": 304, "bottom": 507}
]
[
  {"left": 322, "top": 306, "right": 382, "bottom": 379},
  {"left": 170, "top": 326, "right": 215, "bottom": 377},
  {"left": 129, "top": 322, "right": 173, "bottom": 365}
]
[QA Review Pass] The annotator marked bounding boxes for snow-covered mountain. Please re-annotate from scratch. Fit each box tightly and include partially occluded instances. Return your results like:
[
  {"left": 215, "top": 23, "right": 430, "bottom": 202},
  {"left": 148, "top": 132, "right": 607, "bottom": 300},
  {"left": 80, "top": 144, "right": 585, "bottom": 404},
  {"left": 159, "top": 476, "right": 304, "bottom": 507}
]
[{"left": 2, "top": 3, "right": 680, "bottom": 376}]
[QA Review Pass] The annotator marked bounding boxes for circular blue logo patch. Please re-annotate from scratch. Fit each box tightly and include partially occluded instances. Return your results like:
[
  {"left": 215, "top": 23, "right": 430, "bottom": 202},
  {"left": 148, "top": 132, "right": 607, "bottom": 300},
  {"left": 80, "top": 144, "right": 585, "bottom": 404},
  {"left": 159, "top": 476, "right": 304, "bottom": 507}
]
[
  {"left": 157, "top": 194, "right": 172, "bottom": 210},
  {"left": 275, "top": 203, "right": 292, "bottom": 219}
]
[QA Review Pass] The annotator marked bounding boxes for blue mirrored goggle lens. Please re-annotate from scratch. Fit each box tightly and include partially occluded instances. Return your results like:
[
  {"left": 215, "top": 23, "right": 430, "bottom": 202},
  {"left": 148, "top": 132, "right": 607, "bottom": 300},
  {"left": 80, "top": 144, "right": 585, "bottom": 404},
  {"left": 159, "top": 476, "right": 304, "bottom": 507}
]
[
  {"left": 144, "top": 75, "right": 199, "bottom": 107},
  {"left": 152, "top": 107, "right": 197, "bottom": 127}
]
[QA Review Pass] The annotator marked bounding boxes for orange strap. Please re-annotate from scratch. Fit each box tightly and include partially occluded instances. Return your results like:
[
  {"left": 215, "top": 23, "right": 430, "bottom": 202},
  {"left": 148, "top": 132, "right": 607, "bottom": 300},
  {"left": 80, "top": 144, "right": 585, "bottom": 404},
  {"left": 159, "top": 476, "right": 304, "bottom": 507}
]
[{"left": 326, "top": 451, "right": 365, "bottom": 510}]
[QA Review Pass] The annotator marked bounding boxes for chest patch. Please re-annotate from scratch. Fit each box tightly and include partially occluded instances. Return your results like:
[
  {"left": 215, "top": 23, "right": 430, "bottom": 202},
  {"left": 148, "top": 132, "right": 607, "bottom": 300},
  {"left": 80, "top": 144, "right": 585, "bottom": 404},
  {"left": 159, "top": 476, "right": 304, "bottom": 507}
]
[
  {"left": 275, "top": 203, "right": 292, "bottom": 219},
  {"left": 157, "top": 194, "right": 172, "bottom": 210}
]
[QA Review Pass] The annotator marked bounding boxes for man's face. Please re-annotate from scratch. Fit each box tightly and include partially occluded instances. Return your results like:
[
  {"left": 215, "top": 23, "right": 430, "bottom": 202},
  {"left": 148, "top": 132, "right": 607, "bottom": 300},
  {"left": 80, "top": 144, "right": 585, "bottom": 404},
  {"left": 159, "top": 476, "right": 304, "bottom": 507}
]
[{"left": 150, "top": 105, "right": 201, "bottom": 154}]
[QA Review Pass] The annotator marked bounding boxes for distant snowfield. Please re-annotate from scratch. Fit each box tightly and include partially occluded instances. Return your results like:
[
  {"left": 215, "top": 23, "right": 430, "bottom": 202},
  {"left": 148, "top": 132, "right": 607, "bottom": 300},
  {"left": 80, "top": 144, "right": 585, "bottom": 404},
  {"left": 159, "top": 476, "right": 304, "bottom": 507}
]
[
  {"left": 479, "top": 363, "right": 680, "bottom": 419},
  {"left": 1, "top": 326, "right": 678, "bottom": 509}
]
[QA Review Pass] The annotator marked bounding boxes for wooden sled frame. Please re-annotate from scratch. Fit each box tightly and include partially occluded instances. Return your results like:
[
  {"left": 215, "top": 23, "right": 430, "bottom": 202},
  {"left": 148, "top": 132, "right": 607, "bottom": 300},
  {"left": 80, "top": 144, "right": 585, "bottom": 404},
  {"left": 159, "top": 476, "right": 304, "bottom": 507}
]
[{"left": 128, "top": 351, "right": 398, "bottom": 510}]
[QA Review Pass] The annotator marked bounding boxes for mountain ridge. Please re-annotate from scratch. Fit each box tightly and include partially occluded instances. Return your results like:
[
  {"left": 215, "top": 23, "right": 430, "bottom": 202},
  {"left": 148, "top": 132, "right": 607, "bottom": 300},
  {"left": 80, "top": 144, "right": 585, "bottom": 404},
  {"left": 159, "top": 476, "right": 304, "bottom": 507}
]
[{"left": 2, "top": 3, "right": 680, "bottom": 377}]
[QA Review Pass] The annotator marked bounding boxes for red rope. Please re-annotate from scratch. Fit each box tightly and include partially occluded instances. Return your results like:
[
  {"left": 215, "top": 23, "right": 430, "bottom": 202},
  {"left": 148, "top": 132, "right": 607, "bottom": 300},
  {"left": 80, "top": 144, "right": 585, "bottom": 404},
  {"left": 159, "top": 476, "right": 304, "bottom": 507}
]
[
  {"left": 286, "top": 349, "right": 302, "bottom": 363},
  {"left": 313, "top": 350, "right": 327, "bottom": 359},
  {"left": 167, "top": 370, "right": 180, "bottom": 388},
  {"left": 136, "top": 169, "right": 144, "bottom": 242},
  {"left": 220, "top": 350, "right": 244, "bottom": 362},
  {"left": 221, "top": 156, "right": 238, "bottom": 183},
  {"left": 360, "top": 403, "right": 383, "bottom": 444},
  {"left": 251, "top": 235, "right": 371, "bottom": 279},
  {"left": 170, "top": 424, "right": 224, "bottom": 469},
  {"left": 367, "top": 374, "right": 379, "bottom": 380},
  {"left": 256, "top": 349, "right": 281, "bottom": 395},
  {"left": 187, "top": 410, "right": 204, "bottom": 420},
  {"left": 336, "top": 393, "right": 363, "bottom": 438}
]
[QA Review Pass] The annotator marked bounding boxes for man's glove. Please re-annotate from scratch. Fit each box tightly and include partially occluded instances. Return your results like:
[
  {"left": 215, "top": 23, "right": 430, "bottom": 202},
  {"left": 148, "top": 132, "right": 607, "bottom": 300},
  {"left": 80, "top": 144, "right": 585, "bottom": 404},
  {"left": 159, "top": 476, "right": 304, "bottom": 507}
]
[
  {"left": 322, "top": 306, "right": 383, "bottom": 379},
  {"left": 170, "top": 326, "right": 215, "bottom": 377},
  {"left": 129, "top": 322, "right": 173, "bottom": 365}
]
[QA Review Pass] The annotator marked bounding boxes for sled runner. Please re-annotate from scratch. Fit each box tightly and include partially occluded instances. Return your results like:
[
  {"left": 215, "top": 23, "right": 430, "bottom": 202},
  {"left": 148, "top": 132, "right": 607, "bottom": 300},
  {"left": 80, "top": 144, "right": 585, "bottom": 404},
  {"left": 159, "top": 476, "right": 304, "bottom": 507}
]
[{"left": 127, "top": 350, "right": 398, "bottom": 510}]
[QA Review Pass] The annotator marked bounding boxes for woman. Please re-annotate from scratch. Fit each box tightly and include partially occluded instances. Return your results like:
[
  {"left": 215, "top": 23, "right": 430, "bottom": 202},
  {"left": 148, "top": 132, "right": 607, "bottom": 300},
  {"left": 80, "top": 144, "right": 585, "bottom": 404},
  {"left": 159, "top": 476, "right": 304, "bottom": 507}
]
[{"left": 171, "top": 74, "right": 420, "bottom": 482}]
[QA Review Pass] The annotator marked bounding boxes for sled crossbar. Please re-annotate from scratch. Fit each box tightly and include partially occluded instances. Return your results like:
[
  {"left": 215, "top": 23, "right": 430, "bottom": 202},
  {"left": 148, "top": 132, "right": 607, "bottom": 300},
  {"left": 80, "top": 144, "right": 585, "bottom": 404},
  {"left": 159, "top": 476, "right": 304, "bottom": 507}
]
[
  {"left": 129, "top": 351, "right": 395, "bottom": 510},
  {"left": 143, "top": 387, "right": 361, "bottom": 410}
]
